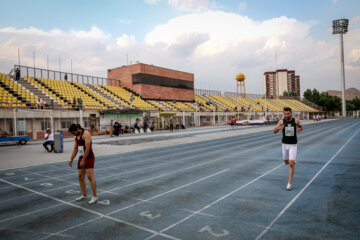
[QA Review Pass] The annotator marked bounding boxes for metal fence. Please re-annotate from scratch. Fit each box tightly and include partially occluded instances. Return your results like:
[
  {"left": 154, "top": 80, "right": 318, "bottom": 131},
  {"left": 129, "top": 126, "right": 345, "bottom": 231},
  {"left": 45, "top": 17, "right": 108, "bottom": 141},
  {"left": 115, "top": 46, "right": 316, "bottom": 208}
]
[
  {"left": 223, "top": 91, "right": 265, "bottom": 98},
  {"left": 13, "top": 65, "right": 120, "bottom": 86}
]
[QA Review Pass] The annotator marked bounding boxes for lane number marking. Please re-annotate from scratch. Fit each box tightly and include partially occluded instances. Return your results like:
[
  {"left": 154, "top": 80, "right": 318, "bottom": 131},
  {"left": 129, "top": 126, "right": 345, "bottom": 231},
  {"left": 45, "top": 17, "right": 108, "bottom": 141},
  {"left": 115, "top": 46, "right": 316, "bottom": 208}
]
[
  {"left": 99, "top": 200, "right": 110, "bottom": 205},
  {"left": 65, "top": 190, "right": 80, "bottom": 194},
  {"left": 40, "top": 183, "right": 53, "bottom": 187},
  {"left": 199, "top": 225, "right": 229, "bottom": 238},
  {"left": 139, "top": 211, "right": 161, "bottom": 220}
]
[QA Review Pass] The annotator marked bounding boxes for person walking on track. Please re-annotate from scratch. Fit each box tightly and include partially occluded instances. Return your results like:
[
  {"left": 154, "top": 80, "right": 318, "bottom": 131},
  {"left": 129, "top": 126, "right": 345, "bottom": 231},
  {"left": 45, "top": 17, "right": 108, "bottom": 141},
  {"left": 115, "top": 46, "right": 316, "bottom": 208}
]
[
  {"left": 274, "top": 107, "right": 303, "bottom": 190},
  {"left": 68, "top": 124, "right": 98, "bottom": 204}
]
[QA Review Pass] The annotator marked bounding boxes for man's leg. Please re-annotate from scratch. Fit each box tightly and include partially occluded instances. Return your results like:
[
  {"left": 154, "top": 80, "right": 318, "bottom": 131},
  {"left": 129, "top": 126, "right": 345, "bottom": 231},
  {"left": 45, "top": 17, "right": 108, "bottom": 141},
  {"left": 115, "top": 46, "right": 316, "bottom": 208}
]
[
  {"left": 86, "top": 168, "right": 97, "bottom": 197},
  {"left": 288, "top": 160, "right": 296, "bottom": 185},
  {"left": 78, "top": 169, "right": 87, "bottom": 197},
  {"left": 43, "top": 141, "right": 50, "bottom": 152},
  {"left": 50, "top": 141, "right": 54, "bottom": 152}
]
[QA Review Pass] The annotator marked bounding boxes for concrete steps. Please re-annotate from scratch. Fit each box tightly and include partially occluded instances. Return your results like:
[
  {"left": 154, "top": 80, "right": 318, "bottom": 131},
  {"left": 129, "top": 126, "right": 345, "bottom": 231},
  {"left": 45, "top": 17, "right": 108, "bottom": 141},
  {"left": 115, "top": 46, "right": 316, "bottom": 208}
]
[
  {"left": 86, "top": 84, "right": 125, "bottom": 108},
  {"left": 18, "top": 78, "right": 62, "bottom": 107}
]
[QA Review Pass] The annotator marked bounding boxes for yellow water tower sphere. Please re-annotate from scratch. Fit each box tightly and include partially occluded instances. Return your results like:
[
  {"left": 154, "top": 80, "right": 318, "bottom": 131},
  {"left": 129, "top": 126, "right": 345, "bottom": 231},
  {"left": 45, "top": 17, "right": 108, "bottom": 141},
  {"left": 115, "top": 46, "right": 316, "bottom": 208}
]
[{"left": 236, "top": 73, "right": 245, "bottom": 82}]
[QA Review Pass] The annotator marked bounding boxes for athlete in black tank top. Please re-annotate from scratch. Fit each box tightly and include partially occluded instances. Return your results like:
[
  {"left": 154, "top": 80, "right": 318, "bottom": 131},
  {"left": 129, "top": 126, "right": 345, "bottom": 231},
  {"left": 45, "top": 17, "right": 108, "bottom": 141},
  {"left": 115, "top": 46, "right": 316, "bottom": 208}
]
[
  {"left": 274, "top": 108, "right": 303, "bottom": 191},
  {"left": 282, "top": 118, "right": 297, "bottom": 144}
]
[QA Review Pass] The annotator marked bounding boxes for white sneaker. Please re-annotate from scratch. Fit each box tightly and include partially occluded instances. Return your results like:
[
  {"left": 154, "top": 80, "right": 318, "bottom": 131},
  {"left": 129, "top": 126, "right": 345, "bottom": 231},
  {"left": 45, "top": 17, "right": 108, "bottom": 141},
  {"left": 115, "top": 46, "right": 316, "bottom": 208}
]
[
  {"left": 76, "top": 195, "right": 86, "bottom": 202},
  {"left": 88, "top": 196, "right": 98, "bottom": 204},
  {"left": 286, "top": 183, "right": 292, "bottom": 191}
]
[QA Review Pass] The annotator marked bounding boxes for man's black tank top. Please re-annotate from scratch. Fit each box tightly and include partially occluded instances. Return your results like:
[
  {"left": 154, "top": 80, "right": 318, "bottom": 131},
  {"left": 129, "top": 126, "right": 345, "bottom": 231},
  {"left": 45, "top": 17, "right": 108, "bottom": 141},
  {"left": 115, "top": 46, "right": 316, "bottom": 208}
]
[{"left": 282, "top": 118, "right": 297, "bottom": 144}]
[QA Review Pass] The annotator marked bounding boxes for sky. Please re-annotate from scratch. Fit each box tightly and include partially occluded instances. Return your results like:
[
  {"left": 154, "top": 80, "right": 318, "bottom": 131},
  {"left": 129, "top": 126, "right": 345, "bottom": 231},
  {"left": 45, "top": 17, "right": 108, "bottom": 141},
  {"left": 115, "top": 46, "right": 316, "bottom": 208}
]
[{"left": 0, "top": 0, "right": 359, "bottom": 96}]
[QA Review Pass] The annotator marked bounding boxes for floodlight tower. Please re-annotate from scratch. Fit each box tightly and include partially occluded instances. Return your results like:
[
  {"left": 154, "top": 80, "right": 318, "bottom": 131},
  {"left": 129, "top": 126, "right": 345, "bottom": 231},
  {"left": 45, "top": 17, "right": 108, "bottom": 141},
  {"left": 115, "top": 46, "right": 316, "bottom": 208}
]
[{"left": 332, "top": 19, "right": 349, "bottom": 118}]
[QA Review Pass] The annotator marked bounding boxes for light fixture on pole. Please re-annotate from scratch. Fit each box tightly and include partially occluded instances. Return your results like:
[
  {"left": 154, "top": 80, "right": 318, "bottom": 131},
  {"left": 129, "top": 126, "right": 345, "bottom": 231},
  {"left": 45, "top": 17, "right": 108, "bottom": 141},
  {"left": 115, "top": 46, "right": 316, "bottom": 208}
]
[{"left": 332, "top": 18, "right": 349, "bottom": 118}]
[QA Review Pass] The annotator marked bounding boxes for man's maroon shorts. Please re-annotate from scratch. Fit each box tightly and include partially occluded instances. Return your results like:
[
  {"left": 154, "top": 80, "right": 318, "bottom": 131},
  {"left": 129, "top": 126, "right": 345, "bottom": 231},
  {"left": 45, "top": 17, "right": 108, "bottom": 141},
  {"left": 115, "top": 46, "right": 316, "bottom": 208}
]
[{"left": 77, "top": 156, "right": 95, "bottom": 169}]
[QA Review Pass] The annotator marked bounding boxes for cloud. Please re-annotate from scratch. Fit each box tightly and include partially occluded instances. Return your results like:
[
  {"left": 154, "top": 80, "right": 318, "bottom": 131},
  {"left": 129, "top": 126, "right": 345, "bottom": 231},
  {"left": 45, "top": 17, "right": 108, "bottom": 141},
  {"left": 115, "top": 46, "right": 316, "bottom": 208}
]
[
  {"left": 116, "top": 34, "right": 137, "bottom": 47},
  {"left": 0, "top": 10, "right": 359, "bottom": 94},
  {"left": 332, "top": 0, "right": 338, "bottom": 3}
]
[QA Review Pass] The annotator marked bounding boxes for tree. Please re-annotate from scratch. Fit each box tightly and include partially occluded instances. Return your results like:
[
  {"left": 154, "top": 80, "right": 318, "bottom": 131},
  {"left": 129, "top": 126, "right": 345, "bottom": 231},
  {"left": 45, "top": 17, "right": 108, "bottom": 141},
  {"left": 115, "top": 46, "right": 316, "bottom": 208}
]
[
  {"left": 347, "top": 97, "right": 360, "bottom": 111},
  {"left": 283, "top": 91, "right": 289, "bottom": 97},
  {"left": 289, "top": 91, "right": 297, "bottom": 97},
  {"left": 303, "top": 88, "right": 321, "bottom": 104},
  {"left": 303, "top": 89, "right": 312, "bottom": 102}
]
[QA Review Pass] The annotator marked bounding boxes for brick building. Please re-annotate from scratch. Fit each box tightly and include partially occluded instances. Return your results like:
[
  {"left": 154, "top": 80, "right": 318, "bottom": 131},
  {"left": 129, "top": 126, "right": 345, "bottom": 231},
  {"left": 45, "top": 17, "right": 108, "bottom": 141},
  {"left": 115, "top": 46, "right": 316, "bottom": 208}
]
[
  {"left": 107, "top": 63, "right": 195, "bottom": 102},
  {"left": 264, "top": 69, "right": 300, "bottom": 98}
]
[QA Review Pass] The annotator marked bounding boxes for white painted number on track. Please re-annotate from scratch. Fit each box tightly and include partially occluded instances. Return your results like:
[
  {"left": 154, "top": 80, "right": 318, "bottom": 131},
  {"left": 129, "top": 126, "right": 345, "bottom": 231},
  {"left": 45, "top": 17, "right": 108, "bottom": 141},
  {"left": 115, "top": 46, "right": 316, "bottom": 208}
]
[
  {"left": 199, "top": 225, "right": 229, "bottom": 238},
  {"left": 5, "top": 172, "right": 15, "bottom": 176},
  {"left": 40, "top": 183, "right": 53, "bottom": 187},
  {"left": 24, "top": 177, "right": 32, "bottom": 181},
  {"left": 98, "top": 200, "right": 110, "bottom": 205},
  {"left": 65, "top": 190, "right": 80, "bottom": 194},
  {"left": 139, "top": 211, "right": 161, "bottom": 220}
]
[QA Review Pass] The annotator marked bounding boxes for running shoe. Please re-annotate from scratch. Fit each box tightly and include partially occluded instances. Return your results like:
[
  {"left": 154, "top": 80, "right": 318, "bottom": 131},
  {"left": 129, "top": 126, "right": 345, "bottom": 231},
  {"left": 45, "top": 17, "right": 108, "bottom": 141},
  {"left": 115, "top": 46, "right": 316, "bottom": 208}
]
[
  {"left": 76, "top": 195, "right": 86, "bottom": 201},
  {"left": 286, "top": 183, "right": 292, "bottom": 191},
  {"left": 88, "top": 196, "right": 98, "bottom": 204}
]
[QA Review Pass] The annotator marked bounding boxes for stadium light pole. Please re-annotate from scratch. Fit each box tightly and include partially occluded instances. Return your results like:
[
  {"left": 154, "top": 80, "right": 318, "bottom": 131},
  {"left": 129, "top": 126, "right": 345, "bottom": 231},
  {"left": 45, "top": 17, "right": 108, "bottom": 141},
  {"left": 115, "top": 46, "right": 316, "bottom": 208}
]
[{"left": 332, "top": 18, "right": 349, "bottom": 118}]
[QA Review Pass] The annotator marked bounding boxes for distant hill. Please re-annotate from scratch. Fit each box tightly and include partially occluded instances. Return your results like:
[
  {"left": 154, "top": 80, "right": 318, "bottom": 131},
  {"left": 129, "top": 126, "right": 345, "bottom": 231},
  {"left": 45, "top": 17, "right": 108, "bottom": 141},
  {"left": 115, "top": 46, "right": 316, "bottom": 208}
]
[{"left": 326, "top": 88, "right": 360, "bottom": 100}]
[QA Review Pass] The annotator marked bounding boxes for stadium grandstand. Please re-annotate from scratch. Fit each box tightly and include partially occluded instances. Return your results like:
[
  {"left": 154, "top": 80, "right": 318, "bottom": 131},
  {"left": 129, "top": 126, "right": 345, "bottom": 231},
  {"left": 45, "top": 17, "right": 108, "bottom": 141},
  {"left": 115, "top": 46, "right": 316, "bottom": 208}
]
[{"left": 0, "top": 63, "right": 322, "bottom": 141}]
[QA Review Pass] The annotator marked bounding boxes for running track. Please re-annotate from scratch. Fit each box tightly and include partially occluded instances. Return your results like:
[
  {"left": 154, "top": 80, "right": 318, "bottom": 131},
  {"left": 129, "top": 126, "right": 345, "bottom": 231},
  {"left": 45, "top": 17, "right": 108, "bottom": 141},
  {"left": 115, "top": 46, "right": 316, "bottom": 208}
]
[{"left": 0, "top": 119, "right": 359, "bottom": 240}]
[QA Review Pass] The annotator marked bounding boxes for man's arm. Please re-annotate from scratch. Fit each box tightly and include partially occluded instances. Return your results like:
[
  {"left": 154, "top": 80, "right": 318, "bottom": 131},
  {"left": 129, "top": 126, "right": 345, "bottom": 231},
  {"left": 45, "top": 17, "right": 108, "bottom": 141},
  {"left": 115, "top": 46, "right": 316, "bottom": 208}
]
[
  {"left": 44, "top": 133, "right": 49, "bottom": 140},
  {"left": 274, "top": 119, "right": 284, "bottom": 134},
  {"left": 68, "top": 137, "right": 78, "bottom": 167},
  {"left": 296, "top": 119, "right": 303, "bottom": 133}
]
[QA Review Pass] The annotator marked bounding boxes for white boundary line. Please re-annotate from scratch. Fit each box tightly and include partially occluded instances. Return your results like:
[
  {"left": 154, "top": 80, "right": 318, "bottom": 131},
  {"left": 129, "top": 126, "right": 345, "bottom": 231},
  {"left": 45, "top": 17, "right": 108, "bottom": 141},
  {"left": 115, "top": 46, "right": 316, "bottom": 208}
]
[
  {"left": 106, "top": 169, "right": 229, "bottom": 215},
  {"left": 0, "top": 178, "right": 180, "bottom": 240},
  {"left": 145, "top": 163, "right": 284, "bottom": 240},
  {"left": 255, "top": 125, "right": 360, "bottom": 240},
  {"left": 38, "top": 216, "right": 103, "bottom": 240},
  {"left": 0, "top": 120, "right": 345, "bottom": 193},
  {"left": 0, "top": 184, "right": 75, "bottom": 204},
  {"left": 0, "top": 119, "right": 344, "bottom": 172},
  {"left": 26, "top": 129, "right": 275, "bottom": 175}
]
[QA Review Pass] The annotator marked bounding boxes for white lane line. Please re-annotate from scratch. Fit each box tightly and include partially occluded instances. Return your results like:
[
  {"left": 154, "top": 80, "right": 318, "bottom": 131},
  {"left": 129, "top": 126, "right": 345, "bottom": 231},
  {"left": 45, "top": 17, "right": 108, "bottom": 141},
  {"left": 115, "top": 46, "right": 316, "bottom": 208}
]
[
  {"left": 38, "top": 216, "right": 103, "bottom": 240},
  {"left": 0, "top": 184, "right": 76, "bottom": 204},
  {"left": 0, "top": 124, "right": 305, "bottom": 191},
  {"left": 103, "top": 120, "right": 344, "bottom": 194},
  {"left": 147, "top": 163, "right": 284, "bottom": 239},
  {"left": 103, "top": 140, "right": 279, "bottom": 193},
  {"left": 181, "top": 209, "right": 220, "bottom": 219},
  {"left": 0, "top": 169, "right": 228, "bottom": 226},
  {"left": 0, "top": 178, "right": 180, "bottom": 240},
  {"left": 30, "top": 130, "right": 274, "bottom": 175},
  {"left": 106, "top": 169, "right": 229, "bottom": 216},
  {"left": 0, "top": 203, "right": 64, "bottom": 223},
  {"left": 255, "top": 126, "right": 360, "bottom": 240},
  {"left": 0, "top": 120, "right": 345, "bottom": 173},
  {"left": 17, "top": 120, "right": 343, "bottom": 180}
]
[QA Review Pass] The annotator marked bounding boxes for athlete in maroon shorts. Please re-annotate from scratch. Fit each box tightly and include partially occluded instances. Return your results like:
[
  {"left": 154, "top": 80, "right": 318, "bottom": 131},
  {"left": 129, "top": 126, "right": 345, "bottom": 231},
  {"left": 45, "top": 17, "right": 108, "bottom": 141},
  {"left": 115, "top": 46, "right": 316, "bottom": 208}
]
[{"left": 68, "top": 124, "right": 98, "bottom": 204}]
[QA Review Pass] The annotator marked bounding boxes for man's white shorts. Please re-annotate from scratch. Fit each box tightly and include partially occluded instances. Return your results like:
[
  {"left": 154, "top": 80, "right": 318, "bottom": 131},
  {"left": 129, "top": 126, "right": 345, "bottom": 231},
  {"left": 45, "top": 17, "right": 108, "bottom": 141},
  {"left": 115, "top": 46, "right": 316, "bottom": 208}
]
[{"left": 282, "top": 144, "right": 297, "bottom": 161}]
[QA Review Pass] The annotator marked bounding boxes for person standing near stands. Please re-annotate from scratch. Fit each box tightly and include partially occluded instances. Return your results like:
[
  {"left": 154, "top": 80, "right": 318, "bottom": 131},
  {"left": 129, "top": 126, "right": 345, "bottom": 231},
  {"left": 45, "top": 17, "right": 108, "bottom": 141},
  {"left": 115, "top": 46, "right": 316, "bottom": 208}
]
[
  {"left": 109, "top": 119, "right": 113, "bottom": 137},
  {"left": 134, "top": 119, "right": 141, "bottom": 133},
  {"left": 43, "top": 128, "right": 54, "bottom": 152},
  {"left": 64, "top": 73, "right": 68, "bottom": 81},
  {"left": 169, "top": 117, "right": 174, "bottom": 132},
  {"left": 15, "top": 68, "right": 20, "bottom": 81},
  {"left": 68, "top": 124, "right": 98, "bottom": 204},
  {"left": 274, "top": 107, "right": 303, "bottom": 191}
]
